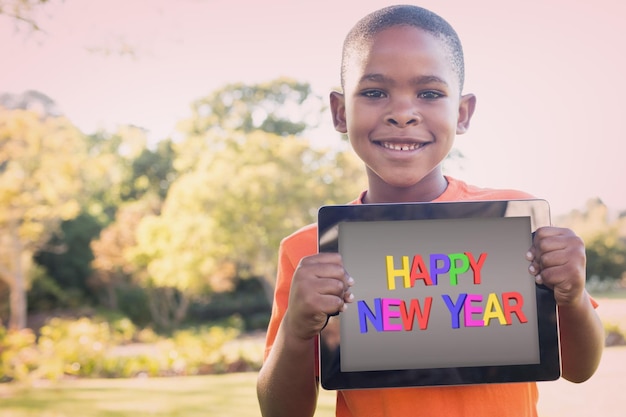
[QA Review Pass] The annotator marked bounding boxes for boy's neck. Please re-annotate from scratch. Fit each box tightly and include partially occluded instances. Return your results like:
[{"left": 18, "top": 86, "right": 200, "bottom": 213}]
[{"left": 363, "top": 171, "right": 449, "bottom": 204}]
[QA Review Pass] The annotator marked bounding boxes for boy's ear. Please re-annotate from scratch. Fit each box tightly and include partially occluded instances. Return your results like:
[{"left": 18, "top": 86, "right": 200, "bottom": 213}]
[
  {"left": 330, "top": 91, "right": 348, "bottom": 134},
  {"left": 456, "top": 93, "right": 477, "bottom": 135}
]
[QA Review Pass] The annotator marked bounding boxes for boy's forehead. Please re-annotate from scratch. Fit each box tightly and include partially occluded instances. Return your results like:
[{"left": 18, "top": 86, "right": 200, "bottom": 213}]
[{"left": 343, "top": 26, "right": 460, "bottom": 89}]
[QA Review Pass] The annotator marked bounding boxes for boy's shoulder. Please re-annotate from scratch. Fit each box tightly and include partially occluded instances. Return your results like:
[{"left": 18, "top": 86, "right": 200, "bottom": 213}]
[
  {"left": 444, "top": 177, "right": 535, "bottom": 201},
  {"left": 280, "top": 193, "right": 365, "bottom": 255},
  {"left": 281, "top": 222, "right": 318, "bottom": 246}
]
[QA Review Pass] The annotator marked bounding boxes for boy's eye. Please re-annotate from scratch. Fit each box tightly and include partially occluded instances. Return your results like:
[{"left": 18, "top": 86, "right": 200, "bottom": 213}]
[
  {"left": 419, "top": 91, "right": 444, "bottom": 99},
  {"left": 361, "top": 90, "right": 386, "bottom": 98}
]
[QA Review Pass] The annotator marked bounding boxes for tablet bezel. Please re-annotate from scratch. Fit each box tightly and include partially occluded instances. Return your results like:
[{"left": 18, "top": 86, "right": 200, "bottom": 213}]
[{"left": 317, "top": 199, "right": 560, "bottom": 390}]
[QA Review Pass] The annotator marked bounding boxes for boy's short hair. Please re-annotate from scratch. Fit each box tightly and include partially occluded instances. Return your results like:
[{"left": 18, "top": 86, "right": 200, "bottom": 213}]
[{"left": 341, "top": 5, "right": 465, "bottom": 91}]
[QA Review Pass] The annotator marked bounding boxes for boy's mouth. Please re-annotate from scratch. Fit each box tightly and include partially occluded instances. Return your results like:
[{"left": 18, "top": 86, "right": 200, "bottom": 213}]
[{"left": 377, "top": 141, "right": 426, "bottom": 151}]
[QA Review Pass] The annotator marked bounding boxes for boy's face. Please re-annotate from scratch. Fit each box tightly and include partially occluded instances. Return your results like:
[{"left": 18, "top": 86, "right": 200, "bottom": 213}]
[{"left": 331, "top": 26, "right": 475, "bottom": 197}]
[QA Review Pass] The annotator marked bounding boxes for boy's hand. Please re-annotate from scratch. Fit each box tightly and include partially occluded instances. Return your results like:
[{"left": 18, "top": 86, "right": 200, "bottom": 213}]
[
  {"left": 526, "top": 227, "right": 586, "bottom": 306},
  {"left": 286, "top": 253, "right": 355, "bottom": 341}
]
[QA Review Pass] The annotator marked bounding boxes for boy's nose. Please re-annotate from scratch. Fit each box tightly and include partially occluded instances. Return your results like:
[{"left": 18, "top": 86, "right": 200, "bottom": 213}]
[{"left": 385, "top": 101, "right": 421, "bottom": 127}]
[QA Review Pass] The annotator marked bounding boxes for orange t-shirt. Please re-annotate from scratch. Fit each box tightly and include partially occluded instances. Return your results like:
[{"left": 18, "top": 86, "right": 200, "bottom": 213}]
[{"left": 264, "top": 177, "right": 542, "bottom": 417}]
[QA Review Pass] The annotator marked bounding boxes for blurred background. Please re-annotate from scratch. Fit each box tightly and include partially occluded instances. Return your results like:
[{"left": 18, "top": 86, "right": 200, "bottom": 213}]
[{"left": 1, "top": 1, "right": 625, "bottom": 416}]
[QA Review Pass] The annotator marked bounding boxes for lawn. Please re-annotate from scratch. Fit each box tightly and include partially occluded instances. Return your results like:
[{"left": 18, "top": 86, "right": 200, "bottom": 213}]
[
  {"left": 2, "top": 347, "right": 626, "bottom": 417},
  {"left": 0, "top": 373, "right": 336, "bottom": 417}
]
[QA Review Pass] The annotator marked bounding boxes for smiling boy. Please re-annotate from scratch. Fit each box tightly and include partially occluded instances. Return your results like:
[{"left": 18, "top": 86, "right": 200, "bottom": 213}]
[{"left": 257, "top": 5, "right": 603, "bottom": 417}]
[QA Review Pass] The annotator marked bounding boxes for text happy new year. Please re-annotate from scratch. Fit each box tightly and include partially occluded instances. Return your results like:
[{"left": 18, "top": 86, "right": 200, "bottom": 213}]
[{"left": 356, "top": 253, "right": 528, "bottom": 333}]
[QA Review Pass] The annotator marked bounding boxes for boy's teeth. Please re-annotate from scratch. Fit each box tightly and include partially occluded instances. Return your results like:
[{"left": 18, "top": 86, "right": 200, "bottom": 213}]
[{"left": 381, "top": 142, "right": 422, "bottom": 151}]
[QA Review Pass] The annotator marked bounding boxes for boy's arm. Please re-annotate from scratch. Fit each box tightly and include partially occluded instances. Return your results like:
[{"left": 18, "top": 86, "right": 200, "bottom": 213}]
[
  {"left": 527, "top": 227, "right": 604, "bottom": 383},
  {"left": 257, "top": 316, "right": 319, "bottom": 417},
  {"left": 257, "top": 252, "right": 353, "bottom": 417},
  {"left": 557, "top": 290, "right": 604, "bottom": 382}
]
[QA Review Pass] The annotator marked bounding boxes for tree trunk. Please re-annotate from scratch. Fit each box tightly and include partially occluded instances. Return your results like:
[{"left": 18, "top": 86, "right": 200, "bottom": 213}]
[
  {"left": 6, "top": 224, "right": 28, "bottom": 330},
  {"left": 8, "top": 272, "right": 27, "bottom": 329}
]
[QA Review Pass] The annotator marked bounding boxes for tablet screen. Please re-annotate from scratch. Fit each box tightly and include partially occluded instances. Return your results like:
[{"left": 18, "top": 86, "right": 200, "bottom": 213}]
[{"left": 318, "top": 199, "right": 560, "bottom": 390}]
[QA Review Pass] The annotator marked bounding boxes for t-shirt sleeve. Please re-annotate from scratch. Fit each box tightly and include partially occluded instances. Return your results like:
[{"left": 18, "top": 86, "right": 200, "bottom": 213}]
[
  {"left": 264, "top": 237, "right": 295, "bottom": 360},
  {"left": 263, "top": 226, "right": 320, "bottom": 375}
]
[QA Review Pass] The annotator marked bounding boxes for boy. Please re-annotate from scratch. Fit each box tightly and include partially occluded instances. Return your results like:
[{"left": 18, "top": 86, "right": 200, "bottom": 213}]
[{"left": 257, "top": 5, "right": 604, "bottom": 417}]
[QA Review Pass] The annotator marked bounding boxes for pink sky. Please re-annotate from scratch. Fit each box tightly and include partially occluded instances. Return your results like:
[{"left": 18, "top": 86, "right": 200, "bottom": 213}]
[{"left": 2, "top": 0, "right": 625, "bottom": 216}]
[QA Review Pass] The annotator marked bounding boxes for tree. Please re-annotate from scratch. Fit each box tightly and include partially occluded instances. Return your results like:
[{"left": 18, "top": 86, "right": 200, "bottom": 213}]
[
  {"left": 175, "top": 77, "right": 326, "bottom": 173},
  {"left": 89, "top": 198, "right": 160, "bottom": 311},
  {"left": 0, "top": 0, "right": 53, "bottom": 32},
  {"left": 33, "top": 212, "right": 101, "bottom": 305},
  {"left": 81, "top": 126, "right": 150, "bottom": 225},
  {"left": 124, "top": 138, "right": 176, "bottom": 201},
  {"left": 0, "top": 106, "right": 84, "bottom": 328},
  {"left": 126, "top": 79, "right": 364, "bottom": 325},
  {"left": 585, "top": 229, "right": 626, "bottom": 282},
  {"left": 132, "top": 128, "right": 364, "bottom": 319},
  {"left": 556, "top": 198, "right": 626, "bottom": 283},
  {"left": 185, "top": 77, "right": 324, "bottom": 136}
]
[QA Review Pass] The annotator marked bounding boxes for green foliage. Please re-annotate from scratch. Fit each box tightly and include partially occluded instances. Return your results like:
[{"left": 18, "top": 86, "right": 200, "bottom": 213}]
[
  {"left": 0, "top": 315, "right": 255, "bottom": 382},
  {"left": 0, "top": 106, "right": 86, "bottom": 328},
  {"left": 585, "top": 229, "right": 626, "bottom": 282},
  {"left": 189, "top": 277, "right": 271, "bottom": 331},
  {"left": 33, "top": 211, "right": 102, "bottom": 304},
  {"left": 0, "top": 327, "right": 38, "bottom": 382},
  {"left": 148, "top": 129, "right": 364, "bottom": 297},
  {"left": 82, "top": 126, "right": 152, "bottom": 225},
  {"left": 185, "top": 77, "right": 323, "bottom": 137},
  {"left": 114, "top": 284, "right": 153, "bottom": 326},
  {"left": 26, "top": 263, "right": 82, "bottom": 311},
  {"left": 125, "top": 139, "right": 177, "bottom": 201}
]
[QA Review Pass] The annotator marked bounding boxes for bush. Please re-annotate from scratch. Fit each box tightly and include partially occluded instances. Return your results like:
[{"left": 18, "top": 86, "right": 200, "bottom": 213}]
[
  {"left": 0, "top": 328, "right": 40, "bottom": 382},
  {"left": 0, "top": 315, "right": 255, "bottom": 382}
]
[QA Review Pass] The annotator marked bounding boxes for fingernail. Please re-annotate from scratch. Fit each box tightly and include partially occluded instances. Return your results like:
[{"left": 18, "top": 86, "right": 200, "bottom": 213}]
[
  {"left": 535, "top": 274, "right": 543, "bottom": 284},
  {"left": 529, "top": 265, "right": 536, "bottom": 274},
  {"left": 526, "top": 251, "right": 533, "bottom": 260},
  {"left": 348, "top": 293, "right": 355, "bottom": 302},
  {"left": 347, "top": 276, "right": 355, "bottom": 286}
]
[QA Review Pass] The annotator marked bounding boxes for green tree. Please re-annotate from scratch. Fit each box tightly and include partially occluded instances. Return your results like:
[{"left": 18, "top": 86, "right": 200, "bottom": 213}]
[
  {"left": 185, "top": 77, "right": 323, "bottom": 136},
  {"left": 82, "top": 126, "right": 148, "bottom": 225},
  {"left": 585, "top": 229, "right": 626, "bottom": 282},
  {"left": 128, "top": 79, "right": 365, "bottom": 326},
  {"left": 556, "top": 198, "right": 626, "bottom": 283},
  {"left": 132, "top": 129, "right": 364, "bottom": 321},
  {"left": 124, "top": 138, "right": 176, "bottom": 201},
  {"left": 0, "top": 107, "right": 84, "bottom": 328},
  {"left": 175, "top": 77, "right": 326, "bottom": 173},
  {"left": 90, "top": 198, "right": 160, "bottom": 311},
  {"left": 33, "top": 212, "right": 101, "bottom": 305}
]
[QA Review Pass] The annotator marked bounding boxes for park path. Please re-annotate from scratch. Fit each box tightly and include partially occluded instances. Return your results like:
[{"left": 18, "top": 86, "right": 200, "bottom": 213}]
[
  {"left": 537, "top": 297, "right": 626, "bottom": 417},
  {"left": 537, "top": 346, "right": 625, "bottom": 417}
]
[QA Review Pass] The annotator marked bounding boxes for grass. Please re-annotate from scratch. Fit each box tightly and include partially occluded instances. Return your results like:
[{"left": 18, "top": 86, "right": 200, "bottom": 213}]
[{"left": 0, "top": 373, "right": 336, "bottom": 417}]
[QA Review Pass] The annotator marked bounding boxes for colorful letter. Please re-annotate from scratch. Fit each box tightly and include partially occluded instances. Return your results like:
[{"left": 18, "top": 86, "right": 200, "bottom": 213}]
[
  {"left": 386, "top": 255, "right": 411, "bottom": 290},
  {"left": 429, "top": 253, "right": 450, "bottom": 285},
  {"left": 382, "top": 298, "right": 403, "bottom": 331},
  {"left": 448, "top": 253, "right": 470, "bottom": 286},
  {"left": 501, "top": 292, "right": 528, "bottom": 324},
  {"left": 483, "top": 292, "right": 507, "bottom": 325},
  {"left": 464, "top": 294, "right": 484, "bottom": 327},
  {"left": 399, "top": 297, "right": 433, "bottom": 331},
  {"left": 410, "top": 254, "right": 433, "bottom": 286},
  {"left": 442, "top": 293, "right": 467, "bottom": 329},
  {"left": 466, "top": 252, "right": 487, "bottom": 284},
  {"left": 357, "top": 299, "right": 383, "bottom": 333}
]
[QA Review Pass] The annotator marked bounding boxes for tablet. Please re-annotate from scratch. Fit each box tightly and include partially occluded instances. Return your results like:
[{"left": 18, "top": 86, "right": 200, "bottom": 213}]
[{"left": 318, "top": 199, "right": 560, "bottom": 390}]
